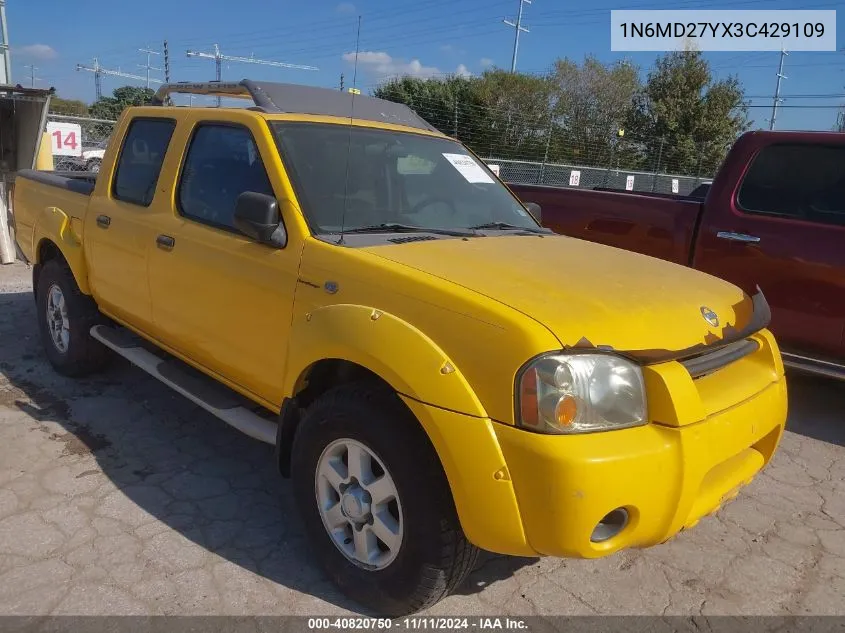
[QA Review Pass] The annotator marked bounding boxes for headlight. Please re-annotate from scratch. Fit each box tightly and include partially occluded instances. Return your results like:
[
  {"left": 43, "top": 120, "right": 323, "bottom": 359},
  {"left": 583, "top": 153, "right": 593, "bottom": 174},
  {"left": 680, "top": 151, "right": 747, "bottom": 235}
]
[{"left": 516, "top": 353, "right": 647, "bottom": 434}]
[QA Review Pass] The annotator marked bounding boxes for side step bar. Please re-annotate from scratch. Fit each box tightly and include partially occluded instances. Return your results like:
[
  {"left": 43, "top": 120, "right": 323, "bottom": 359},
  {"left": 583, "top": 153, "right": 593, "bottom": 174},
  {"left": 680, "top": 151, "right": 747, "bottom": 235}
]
[
  {"left": 783, "top": 352, "right": 845, "bottom": 382},
  {"left": 90, "top": 325, "right": 277, "bottom": 445}
]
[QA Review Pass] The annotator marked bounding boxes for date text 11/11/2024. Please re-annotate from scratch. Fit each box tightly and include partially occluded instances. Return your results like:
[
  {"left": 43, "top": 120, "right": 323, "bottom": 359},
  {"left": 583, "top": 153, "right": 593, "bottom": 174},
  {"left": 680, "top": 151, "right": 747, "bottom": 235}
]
[{"left": 307, "top": 618, "right": 529, "bottom": 630}]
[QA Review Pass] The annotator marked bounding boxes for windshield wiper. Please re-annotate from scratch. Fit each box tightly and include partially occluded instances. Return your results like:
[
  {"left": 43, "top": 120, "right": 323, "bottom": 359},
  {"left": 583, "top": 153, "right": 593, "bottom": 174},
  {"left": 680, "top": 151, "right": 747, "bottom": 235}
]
[
  {"left": 468, "top": 221, "right": 551, "bottom": 233},
  {"left": 341, "top": 223, "right": 478, "bottom": 237}
]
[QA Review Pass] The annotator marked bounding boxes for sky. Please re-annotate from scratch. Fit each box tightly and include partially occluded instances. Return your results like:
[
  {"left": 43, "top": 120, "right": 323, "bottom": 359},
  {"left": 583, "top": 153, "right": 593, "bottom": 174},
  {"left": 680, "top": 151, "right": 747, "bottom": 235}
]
[{"left": 7, "top": 0, "right": 845, "bottom": 131}]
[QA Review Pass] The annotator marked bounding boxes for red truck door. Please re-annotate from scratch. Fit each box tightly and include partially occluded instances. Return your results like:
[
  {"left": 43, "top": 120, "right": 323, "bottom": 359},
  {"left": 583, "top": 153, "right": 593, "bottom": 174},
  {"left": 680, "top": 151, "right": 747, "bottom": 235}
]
[{"left": 693, "top": 137, "right": 845, "bottom": 362}]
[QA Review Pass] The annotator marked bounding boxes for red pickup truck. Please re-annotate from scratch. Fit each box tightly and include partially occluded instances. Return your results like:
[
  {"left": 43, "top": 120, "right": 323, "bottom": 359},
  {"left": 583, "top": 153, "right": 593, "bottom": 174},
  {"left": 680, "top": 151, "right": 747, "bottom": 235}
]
[{"left": 508, "top": 130, "right": 845, "bottom": 380}]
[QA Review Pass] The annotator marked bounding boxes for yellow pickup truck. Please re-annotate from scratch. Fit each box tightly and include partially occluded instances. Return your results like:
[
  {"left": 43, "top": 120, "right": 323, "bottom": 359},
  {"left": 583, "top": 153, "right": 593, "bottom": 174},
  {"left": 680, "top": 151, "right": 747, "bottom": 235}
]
[{"left": 12, "top": 80, "right": 787, "bottom": 615}]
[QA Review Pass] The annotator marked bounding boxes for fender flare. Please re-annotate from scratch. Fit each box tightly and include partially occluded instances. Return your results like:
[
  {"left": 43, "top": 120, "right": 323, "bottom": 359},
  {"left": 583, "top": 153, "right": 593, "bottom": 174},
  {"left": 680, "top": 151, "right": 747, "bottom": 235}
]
[
  {"left": 33, "top": 207, "right": 91, "bottom": 295},
  {"left": 281, "top": 304, "right": 533, "bottom": 555},
  {"left": 283, "top": 304, "right": 487, "bottom": 418}
]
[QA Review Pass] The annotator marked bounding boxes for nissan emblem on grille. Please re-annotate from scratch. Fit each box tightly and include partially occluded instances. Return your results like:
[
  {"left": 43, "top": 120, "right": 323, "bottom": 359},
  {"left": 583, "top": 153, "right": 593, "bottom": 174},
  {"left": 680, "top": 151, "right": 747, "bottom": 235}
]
[{"left": 700, "top": 306, "right": 720, "bottom": 328}]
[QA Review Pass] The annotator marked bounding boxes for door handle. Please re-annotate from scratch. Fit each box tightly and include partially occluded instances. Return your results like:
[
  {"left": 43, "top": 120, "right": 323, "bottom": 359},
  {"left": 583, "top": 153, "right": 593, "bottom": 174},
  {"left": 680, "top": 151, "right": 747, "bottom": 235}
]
[
  {"left": 716, "top": 231, "right": 760, "bottom": 244},
  {"left": 96, "top": 215, "right": 111, "bottom": 228},
  {"left": 156, "top": 234, "right": 175, "bottom": 251}
]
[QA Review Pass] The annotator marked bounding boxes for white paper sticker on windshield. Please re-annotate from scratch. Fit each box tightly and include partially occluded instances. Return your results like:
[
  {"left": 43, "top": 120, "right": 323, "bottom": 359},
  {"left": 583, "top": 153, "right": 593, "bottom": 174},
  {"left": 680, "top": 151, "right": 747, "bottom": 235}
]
[{"left": 442, "top": 153, "right": 495, "bottom": 183}]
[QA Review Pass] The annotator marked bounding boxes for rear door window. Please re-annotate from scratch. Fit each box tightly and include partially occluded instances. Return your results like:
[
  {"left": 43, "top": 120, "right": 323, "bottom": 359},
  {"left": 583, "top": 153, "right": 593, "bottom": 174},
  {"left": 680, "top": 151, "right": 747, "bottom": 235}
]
[
  {"left": 737, "top": 143, "right": 845, "bottom": 227},
  {"left": 112, "top": 118, "right": 176, "bottom": 207}
]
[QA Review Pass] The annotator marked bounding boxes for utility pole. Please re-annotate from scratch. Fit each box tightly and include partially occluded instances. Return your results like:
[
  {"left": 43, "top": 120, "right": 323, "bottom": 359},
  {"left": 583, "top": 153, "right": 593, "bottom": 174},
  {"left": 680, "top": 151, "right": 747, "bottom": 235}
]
[
  {"left": 138, "top": 47, "right": 161, "bottom": 89},
  {"left": 339, "top": 73, "right": 344, "bottom": 91},
  {"left": 503, "top": 0, "right": 531, "bottom": 73},
  {"left": 24, "top": 64, "right": 39, "bottom": 87},
  {"left": 769, "top": 48, "right": 788, "bottom": 131},
  {"left": 187, "top": 43, "right": 319, "bottom": 107},
  {"left": 77, "top": 57, "right": 163, "bottom": 101},
  {"left": 0, "top": 0, "right": 11, "bottom": 84},
  {"left": 163, "top": 40, "right": 171, "bottom": 83}
]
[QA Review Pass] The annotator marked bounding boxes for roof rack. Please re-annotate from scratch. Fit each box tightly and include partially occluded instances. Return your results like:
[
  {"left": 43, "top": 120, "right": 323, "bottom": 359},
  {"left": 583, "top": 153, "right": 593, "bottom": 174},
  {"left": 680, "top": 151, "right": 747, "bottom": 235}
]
[{"left": 151, "top": 79, "right": 438, "bottom": 132}]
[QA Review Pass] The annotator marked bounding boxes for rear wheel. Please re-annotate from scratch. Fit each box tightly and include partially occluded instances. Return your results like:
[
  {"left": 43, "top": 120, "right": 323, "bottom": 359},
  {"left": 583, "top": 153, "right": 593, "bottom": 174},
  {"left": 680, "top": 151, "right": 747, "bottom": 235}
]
[
  {"left": 36, "top": 259, "right": 110, "bottom": 376},
  {"left": 291, "top": 382, "right": 479, "bottom": 616}
]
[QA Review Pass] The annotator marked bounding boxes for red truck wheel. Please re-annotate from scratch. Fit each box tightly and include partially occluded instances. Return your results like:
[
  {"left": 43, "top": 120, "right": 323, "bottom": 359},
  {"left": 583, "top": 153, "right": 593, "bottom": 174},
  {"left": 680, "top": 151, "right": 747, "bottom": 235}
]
[
  {"left": 35, "top": 259, "right": 111, "bottom": 377},
  {"left": 291, "top": 381, "right": 479, "bottom": 616}
]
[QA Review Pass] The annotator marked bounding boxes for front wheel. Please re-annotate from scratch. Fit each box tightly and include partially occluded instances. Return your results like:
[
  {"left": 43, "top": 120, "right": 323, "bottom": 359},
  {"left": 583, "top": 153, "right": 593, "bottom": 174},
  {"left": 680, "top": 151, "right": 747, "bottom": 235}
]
[{"left": 291, "top": 382, "right": 479, "bottom": 616}]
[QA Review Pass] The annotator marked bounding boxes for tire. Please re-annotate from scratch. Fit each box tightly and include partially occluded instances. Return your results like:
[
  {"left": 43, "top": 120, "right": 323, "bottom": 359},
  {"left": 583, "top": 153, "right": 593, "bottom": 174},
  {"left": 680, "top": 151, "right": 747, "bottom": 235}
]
[
  {"left": 36, "top": 259, "right": 111, "bottom": 377},
  {"left": 291, "top": 382, "right": 479, "bottom": 616}
]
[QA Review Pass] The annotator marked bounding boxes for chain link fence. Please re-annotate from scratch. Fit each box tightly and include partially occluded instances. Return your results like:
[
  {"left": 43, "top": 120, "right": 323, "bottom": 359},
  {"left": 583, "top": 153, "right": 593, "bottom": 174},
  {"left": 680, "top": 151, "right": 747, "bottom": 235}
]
[
  {"left": 46, "top": 113, "right": 116, "bottom": 172},
  {"left": 485, "top": 158, "right": 713, "bottom": 197}
]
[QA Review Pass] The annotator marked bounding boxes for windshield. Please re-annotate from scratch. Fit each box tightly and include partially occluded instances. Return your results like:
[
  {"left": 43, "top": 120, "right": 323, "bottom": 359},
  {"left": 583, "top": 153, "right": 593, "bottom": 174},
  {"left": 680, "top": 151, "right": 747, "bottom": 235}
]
[{"left": 270, "top": 122, "right": 539, "bottom": 234}]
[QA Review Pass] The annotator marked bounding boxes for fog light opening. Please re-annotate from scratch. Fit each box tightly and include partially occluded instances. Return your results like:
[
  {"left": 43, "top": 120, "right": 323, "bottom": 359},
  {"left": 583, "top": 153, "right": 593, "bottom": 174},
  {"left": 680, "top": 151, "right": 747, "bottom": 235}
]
[{"left": 590, "top": 508, "right": 629, "bottom": 543}]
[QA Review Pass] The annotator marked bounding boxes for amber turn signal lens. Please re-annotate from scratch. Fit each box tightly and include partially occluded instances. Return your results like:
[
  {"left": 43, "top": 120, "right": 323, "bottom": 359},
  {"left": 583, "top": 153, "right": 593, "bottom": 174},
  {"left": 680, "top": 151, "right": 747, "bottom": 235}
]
[{"left": 556, "top": 395, "right": 578, "bottom": 426}]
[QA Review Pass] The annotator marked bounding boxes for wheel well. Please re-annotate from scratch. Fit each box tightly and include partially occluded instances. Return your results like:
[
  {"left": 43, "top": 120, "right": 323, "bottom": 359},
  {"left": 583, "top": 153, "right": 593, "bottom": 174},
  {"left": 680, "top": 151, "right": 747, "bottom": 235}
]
[
  {"left": 276, "top": 359, "right": 399, "bottom": 477},
  {"left": 32, "top": 240, "right": 65, "bottom": 297}
]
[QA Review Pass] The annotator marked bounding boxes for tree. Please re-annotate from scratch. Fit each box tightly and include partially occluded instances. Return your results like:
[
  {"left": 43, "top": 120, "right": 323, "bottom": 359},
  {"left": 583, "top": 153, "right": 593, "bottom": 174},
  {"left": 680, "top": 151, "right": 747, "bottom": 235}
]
[
  {"left": 50, "top": 96, "right": 89, "bottom": 117},
  {"left": 374, "top": 75, "right": 487, "bottom": 145},
  {"left": 472, "top": 69, "right": 557, "bottom": 161},
  {"left": 90, "top": 86, "right": 155, "bottom": 120},
  {"left": 624, "top": 50, "right": 750, "bottom": 176},
  {"left": 375, "top": 70, "right": 556, "bottom": 161},
  {"left": 549, "top": 56, "right": 641, "bottom": 167},
  {"left": 836, "top": 111, "right": 845, "bottom": 133}
]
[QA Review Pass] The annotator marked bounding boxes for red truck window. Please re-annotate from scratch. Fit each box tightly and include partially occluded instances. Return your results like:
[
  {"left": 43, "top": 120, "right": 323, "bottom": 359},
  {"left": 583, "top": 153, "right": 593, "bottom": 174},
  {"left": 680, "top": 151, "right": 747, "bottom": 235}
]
[{"left": 736, "top": 143, "right": 845, "bottom": 227}]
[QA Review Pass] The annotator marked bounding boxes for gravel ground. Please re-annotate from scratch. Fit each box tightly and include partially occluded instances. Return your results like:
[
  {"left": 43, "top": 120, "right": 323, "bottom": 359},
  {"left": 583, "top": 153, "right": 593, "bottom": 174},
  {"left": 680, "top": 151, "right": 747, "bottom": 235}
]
[{"left": 1, "top": 260, "right": 843, "bottom": 616}]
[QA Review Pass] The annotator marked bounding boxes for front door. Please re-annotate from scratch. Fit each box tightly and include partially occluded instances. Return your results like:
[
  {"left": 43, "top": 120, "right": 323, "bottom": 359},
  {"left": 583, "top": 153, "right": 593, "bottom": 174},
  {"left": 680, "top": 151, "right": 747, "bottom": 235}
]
[
  {"left": 148, "top": 120, "right": 301, "bottom": 406},
  {"left": 694, "top": 141, "right": 845, "bottom": 360}
]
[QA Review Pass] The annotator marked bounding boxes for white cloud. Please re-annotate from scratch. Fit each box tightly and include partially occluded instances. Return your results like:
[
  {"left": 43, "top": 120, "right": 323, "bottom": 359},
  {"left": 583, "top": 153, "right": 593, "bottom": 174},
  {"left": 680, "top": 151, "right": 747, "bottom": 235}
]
[
  {"left": 480, "top": 57, "right": 494, "bottom": 68},
  {"left": 440, "top": 44, "right": 454, "bottom": 53},
  {"left": 455, "top": 64, "right": 471, "bottom": 78},
  {"left": 335, "top": 2, "right": 356, "bottom": 13},
  {"left": 16, "top": 44, "right": 57, "bottom": 60},
  {"left": 342, "top": 50, "right": 441, "bottom": 79}
]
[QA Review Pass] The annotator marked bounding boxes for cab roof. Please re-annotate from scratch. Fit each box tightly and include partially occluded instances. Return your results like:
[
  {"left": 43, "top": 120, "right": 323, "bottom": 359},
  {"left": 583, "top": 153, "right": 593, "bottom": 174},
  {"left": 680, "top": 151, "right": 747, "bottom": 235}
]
[{"left": 151, "top": 79, "right": 439, "bottom": 133}]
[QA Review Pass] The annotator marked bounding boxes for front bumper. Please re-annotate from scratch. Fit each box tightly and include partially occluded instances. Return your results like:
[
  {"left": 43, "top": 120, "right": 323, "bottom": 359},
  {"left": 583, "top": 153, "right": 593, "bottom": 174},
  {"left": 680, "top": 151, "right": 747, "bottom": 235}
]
[
  {"left": 402, "top": 329, "right": 787, "bottom": 559},
  {"left": 494, "top": 374, "right": 786, "bottom": 558}
]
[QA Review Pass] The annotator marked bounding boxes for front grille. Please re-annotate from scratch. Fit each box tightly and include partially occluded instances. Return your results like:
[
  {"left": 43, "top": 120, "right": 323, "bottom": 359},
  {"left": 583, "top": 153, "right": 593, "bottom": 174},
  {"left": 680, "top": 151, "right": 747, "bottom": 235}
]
[{"left": 680, "top": 339, "right": 760, "bottom": 379}]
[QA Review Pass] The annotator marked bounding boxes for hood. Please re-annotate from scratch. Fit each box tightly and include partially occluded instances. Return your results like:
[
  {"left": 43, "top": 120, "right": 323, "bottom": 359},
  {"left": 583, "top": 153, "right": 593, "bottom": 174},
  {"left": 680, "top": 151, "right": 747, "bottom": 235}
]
[{"left": 363, "top": 234, "right": 757, "bottom": 357}]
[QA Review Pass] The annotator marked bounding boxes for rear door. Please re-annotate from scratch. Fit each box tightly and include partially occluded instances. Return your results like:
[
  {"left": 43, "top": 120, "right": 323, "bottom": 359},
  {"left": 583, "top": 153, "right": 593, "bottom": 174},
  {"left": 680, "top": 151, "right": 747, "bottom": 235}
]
[
  {"left": 86, "top": 117, "right": 176, "bottom": 330},
  {"left": 693, "top": 140, "right": 845, "bottom": 360}
]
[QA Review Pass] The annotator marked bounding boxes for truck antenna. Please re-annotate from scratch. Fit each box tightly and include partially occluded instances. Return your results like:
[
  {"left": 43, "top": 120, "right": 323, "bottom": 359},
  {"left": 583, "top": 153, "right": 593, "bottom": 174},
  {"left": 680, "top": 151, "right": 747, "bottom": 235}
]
[{"left": 338, "top": 15, "right": 361, "bottom": 245}]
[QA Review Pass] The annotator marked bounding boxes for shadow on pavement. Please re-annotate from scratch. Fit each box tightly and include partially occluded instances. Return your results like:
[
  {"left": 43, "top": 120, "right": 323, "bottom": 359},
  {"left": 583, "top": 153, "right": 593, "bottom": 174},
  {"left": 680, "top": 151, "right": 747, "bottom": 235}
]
[
  {"left": 0, "top": 289, "right": 536, "bottom": 614},
  {"left": 784, "top": 371, "right": 845, "bottom": 448}
]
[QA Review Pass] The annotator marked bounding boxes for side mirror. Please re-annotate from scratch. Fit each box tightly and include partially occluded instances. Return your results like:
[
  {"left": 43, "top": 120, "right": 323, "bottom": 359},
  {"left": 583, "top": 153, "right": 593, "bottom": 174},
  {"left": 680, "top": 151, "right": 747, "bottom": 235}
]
[
  {"left": 234, "top": 192, "right": 287, "bottom": 248},
  {"left": 524, "top": 202, "right": 542, "bottom": 224}
]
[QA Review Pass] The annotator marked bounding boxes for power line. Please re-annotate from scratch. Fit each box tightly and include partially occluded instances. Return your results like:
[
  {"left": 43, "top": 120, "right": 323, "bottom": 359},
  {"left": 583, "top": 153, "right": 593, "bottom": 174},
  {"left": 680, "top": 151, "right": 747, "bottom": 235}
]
[
  {"left": 138, "top": 46, "right": 161, "bottom": 89},
  {"left": 503, "top": 0, "right": 531, "bottom": 72},
  {"left": 186, "top": 43, "right": 319, "bottom": 106},
  {"left": 24, "top": 64, "right": 39, "bottom": 87}
]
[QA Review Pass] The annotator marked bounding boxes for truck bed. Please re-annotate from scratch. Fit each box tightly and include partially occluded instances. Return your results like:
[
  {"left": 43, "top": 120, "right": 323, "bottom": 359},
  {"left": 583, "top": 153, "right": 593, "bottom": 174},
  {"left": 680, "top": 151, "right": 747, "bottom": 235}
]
[
  {"left": 507, "top": 182, "right": 703, "bottom": 266},
  {"left": 12, "top": 170, "right": 96, "bottom": 264}
]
